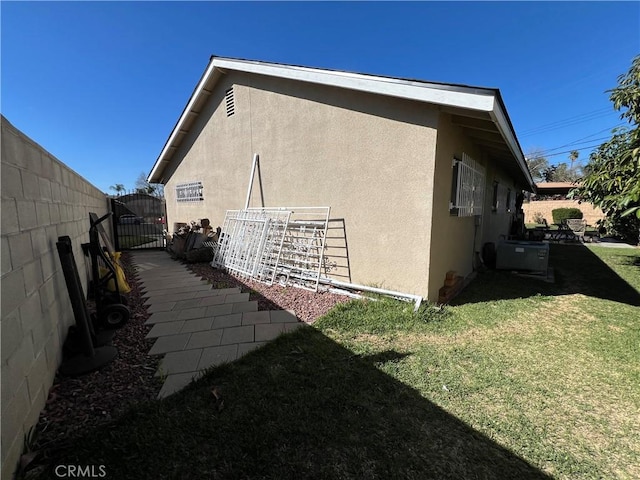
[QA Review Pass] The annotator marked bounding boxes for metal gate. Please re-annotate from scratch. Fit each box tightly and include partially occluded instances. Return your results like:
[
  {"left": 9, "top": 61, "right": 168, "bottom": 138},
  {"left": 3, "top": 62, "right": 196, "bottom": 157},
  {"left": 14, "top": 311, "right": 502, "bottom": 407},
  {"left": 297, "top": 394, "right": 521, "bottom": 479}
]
[{"left": 110, "top": 192, "right": 167, "bottom": 250}]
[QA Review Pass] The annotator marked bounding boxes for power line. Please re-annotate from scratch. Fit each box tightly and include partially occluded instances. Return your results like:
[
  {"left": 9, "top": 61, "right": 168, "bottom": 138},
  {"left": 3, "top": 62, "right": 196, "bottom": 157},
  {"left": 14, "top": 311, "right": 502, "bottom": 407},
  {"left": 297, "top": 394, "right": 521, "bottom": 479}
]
[
  {"left": 519, "top": 109, "right": 618, "bottom": 138},
  {"left": 544, "top": 143, "right": 605, "bottom": 159},
  {"left": 525, "top": 124, "right": 626, "bottom": 157},
  {"left": 542, "top": 136, "right": 612, "bottom": 154},
  {"left": 519, "top": 107, "right": 611, "bottom": 133}
]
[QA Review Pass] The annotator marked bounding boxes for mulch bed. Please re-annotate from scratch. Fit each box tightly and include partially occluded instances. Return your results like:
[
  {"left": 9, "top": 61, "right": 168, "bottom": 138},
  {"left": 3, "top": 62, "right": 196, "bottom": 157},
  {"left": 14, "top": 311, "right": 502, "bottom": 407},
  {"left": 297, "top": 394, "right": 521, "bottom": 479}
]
[
  {"left": 186, "top": 261, "right": 350, "bottom": 324},
  {"left": 22, "top": 252, "right": 162, "bottom": 477},
  {"left": 22, "top": 251, "right": 348, "bottom": 478}
]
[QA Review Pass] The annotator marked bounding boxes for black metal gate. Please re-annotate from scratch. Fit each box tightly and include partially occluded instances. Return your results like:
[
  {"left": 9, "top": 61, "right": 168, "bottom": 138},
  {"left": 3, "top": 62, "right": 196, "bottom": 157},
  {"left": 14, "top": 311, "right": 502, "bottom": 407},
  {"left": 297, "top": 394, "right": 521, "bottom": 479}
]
[{"left": 111, "top": 192, "right": 167, "bottom": 250}]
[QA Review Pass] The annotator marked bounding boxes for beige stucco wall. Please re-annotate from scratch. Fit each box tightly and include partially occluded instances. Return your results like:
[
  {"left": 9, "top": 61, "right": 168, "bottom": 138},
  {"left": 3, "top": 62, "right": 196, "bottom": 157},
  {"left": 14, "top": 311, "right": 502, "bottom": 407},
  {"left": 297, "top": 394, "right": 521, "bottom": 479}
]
[
  {"left": 428, "top": 113, "right": 520, "bottom": 300},
  {"left": 163, "top": 72, "right": 439, "bottom": 296},
  {"left": 429, "top": 113, "right": 484, "bottom": 301},
  {"left": 1, "top": 116, "right": 112, "bottom": 479}
]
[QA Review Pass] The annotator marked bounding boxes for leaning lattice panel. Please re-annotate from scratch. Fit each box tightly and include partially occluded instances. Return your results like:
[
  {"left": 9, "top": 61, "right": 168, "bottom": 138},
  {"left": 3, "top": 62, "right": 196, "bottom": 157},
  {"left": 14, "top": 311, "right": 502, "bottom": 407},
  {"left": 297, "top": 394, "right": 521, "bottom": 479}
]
[
  {"left": 266, "top": 207, "right": 331, "bottom": 291},
  {"left": 212, "top": 207, "right": 330, "bottom": 291},
  {"left": 212, "top": 209, "right": 291, "bottom": 280}
]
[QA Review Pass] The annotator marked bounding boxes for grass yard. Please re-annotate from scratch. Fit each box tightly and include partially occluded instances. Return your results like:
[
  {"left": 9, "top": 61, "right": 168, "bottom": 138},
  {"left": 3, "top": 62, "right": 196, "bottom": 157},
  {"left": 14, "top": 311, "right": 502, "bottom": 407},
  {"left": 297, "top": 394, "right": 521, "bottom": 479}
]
[{"left": 30, "top": 245, "right": 639, "bottom": 479}]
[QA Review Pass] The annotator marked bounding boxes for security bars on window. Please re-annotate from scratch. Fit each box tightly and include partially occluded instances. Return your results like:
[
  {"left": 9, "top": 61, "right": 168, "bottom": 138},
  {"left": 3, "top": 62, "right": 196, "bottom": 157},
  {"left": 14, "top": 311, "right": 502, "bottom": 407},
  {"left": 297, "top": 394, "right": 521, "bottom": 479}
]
[
  {"left": 212, "top": 207, "right": 331, "bottom": 291},
  {"left": 450, "top": 153, "right": 485, "bottom": 217}
]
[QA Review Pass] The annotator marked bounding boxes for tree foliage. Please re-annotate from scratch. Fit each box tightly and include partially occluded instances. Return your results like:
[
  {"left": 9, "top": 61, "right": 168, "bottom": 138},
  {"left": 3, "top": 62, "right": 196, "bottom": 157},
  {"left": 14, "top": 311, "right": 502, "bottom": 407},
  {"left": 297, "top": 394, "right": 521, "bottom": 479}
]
[
  {"left": 571, "top": 55, "right": 640, "bottom": 243},
  {"left": 135, "top": 172, "right": 164, "bottom": 196},
  {"left": 531, "top": 150, "right": 581, "bottom": 183},
  {"left": 109, "top": 183, "right": 125, "bottom": 195},
  {"left": 525, "top": 149, "right": 550, "bottom": 182}
]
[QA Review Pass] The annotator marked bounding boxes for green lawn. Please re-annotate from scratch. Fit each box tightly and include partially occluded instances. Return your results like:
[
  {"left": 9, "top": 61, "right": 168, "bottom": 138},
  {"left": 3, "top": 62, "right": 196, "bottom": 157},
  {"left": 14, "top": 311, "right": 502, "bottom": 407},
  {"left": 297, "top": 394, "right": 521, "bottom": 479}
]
[{"left": 28, "top": 245, "right": 639, "bottom": 480}]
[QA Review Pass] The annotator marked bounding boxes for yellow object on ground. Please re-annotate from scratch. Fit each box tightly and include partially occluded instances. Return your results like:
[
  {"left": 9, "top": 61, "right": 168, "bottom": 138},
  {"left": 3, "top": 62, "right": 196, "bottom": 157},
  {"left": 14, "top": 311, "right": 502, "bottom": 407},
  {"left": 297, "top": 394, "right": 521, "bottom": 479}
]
[{"left": 100, "top": 251, "right": 131, "bottom": 293}]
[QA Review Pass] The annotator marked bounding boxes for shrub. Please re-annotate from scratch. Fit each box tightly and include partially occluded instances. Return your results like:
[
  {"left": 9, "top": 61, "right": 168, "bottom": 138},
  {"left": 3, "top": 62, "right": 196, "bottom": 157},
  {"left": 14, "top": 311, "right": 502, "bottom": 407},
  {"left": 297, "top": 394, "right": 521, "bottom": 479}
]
[
  {"left": 531, "top": 212, "right": 546, "bottom": 225},
  {"left": 552, "top": 208, "right": 583, "bottom": 224}
]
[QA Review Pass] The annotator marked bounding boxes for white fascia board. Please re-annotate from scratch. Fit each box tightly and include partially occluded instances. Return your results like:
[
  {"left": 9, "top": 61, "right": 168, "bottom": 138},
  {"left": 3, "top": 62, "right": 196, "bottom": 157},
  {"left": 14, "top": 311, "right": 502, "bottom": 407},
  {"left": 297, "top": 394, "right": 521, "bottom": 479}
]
[
  {"left": 489, "top": 105, "right": 536, "bottom": 190},
  {"left": 148, "top": 59, "right": 219, "bottom": 183},
  {"left": 212, "top": 58, "right": 495, "bottom": 112}
]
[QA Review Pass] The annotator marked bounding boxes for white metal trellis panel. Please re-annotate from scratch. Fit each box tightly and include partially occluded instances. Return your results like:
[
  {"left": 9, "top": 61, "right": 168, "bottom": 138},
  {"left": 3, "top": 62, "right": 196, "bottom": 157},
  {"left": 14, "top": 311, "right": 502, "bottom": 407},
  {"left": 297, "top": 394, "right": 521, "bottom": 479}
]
[
  {"left": 212, "top": 209, "right": 291, "bottom": 280},
  {"left": 271, "top": 207, "right": 331, "bottom": 291},
  {"left": 213, "top": 207, "right": 330, "bottom": 292},
  {"left": 253, "top": 212, "right": 291, "bottom": 285}
]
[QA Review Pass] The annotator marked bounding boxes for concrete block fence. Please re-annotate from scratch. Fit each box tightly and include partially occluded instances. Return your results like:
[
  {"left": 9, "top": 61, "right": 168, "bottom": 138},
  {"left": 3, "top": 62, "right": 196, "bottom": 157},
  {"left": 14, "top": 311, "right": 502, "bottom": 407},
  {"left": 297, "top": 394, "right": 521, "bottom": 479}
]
[
  {"left": 523, "top": 199, "right": 605, "bottom": 227},
  {"left": 1, "top": 116, "right": 112, "bottom": 479}
]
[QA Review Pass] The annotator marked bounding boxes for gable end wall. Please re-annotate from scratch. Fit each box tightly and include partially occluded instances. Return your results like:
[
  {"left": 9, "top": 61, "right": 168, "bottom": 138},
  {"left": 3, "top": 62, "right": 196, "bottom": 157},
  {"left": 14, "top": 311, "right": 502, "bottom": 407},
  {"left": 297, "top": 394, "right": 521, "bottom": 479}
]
[{"left": 163, "top": 71, "right": 440, "bottom": 296}]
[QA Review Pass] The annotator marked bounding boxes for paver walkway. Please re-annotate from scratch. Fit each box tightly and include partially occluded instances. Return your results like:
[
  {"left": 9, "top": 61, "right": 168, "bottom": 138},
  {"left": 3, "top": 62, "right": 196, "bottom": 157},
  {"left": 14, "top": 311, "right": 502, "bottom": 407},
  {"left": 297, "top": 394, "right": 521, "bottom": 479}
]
[{"left": 129, "top": 250, "right": 305, "bottom": 398}]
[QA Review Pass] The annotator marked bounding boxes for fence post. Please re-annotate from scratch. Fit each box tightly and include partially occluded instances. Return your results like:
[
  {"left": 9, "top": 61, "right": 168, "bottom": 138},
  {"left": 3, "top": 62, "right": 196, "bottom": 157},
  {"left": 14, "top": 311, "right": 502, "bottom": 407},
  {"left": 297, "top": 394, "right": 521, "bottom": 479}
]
[{"left": 110, "top": 198, "right": 121, "bottom": 251}]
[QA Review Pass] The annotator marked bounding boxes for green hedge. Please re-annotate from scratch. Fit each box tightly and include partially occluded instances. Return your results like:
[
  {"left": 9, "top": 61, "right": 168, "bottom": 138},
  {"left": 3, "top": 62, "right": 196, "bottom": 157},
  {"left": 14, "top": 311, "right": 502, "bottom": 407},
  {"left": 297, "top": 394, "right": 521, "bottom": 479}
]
[{"left": 552, "top": 208, "right": 583, "bottom": 224}]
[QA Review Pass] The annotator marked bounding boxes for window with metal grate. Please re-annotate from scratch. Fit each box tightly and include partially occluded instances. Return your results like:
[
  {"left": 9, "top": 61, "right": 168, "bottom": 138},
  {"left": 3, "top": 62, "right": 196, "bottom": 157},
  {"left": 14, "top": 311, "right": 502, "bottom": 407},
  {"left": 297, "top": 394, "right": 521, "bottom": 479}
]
[
  {"left": 225, "top": 87, "right": 235, "bottom": 117},
  {"left": 450, "top": 153, "right": 485, "bottom": 217}
]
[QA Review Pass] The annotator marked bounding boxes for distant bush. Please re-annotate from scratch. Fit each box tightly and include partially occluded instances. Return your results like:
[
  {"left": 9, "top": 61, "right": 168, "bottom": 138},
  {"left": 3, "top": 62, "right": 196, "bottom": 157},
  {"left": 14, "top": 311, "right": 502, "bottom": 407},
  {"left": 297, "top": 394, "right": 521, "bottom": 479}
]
[
  {"left": 552, "top": 208, "right": 583, "bottom": 224},
  {"left": 531, "top": 212, "right": 546, "bottom": 225}
]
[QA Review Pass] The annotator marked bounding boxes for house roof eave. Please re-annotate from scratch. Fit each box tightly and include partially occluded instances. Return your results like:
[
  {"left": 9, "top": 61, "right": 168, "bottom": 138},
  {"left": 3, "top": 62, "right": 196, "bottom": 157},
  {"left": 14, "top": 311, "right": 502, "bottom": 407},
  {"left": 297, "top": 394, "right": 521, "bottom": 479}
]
[
  {"left": 489, "top": 95, "right": 536, "bottom": 192},
  {"left": 148, "top": 56, "right": 219, "bottom": 183},
  {"left": 148, "top": 56, "right": 534, "bottom": 190}
]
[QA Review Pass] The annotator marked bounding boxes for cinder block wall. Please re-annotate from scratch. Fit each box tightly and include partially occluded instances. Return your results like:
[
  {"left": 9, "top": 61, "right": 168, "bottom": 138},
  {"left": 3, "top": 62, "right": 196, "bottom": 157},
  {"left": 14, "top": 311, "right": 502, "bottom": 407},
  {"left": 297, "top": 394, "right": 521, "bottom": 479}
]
[
  {"left": 1, "top": 116, "right": 112, "bottom": 479},
  {"left": 523, "top": 199, "right": 605, "bottom": 226}
]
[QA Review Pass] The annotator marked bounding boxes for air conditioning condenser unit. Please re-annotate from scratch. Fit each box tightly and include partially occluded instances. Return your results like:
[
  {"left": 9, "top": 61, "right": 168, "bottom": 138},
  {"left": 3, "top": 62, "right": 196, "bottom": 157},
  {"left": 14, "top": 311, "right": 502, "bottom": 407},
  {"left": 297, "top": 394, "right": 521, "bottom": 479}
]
[{"left": 496, "top": 240, "right": 549, "bottom": 273}]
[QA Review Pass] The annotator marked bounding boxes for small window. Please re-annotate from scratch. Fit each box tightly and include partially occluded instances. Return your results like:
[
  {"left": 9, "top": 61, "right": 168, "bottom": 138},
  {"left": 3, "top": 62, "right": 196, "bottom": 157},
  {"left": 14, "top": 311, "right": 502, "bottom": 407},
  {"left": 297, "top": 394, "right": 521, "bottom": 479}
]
[
  {"left": 450, "top": 153, "right": 485, "bottom": 217},
  {"left": 492, "top": 182, "right": 509, "bottom": 213},
  {"left": 176, "top": 181, "right": 204, "bottom": 202},
  {"left": 225, "top": 87, "right": 235, "bottom": 117}
]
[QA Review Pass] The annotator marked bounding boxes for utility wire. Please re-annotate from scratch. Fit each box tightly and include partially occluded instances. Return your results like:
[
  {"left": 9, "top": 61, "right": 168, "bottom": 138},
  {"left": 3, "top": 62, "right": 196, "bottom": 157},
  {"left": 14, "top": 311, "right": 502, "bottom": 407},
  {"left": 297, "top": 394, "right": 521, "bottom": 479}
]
[
  {"left": 544, "top": 143, "right": 605, "bottom": 159},
  {"left": 519, "top": 106, "right": 612, "bottom": 134},
  {"left": 540, "top": 136, "right": 612, "bottom": 155},
  {"left": 525, "top": 124, "right": 626, "bottom": 157},
  {"left": 520, "top": 110, "right": 618, "bottom": 138}
]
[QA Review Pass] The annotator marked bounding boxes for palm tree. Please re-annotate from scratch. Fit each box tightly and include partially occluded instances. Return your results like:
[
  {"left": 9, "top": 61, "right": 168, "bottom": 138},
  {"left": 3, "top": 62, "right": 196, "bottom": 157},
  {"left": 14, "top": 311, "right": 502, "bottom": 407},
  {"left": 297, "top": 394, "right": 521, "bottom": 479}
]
[
  {"left": 568, "top": 150, "right": 582, "bottom": 181},
  {"left": 109, "top": 184, "right": 125, "bottom": 195},
  {"left": 569, "top": 150, "right": 579, "bottom": 171}
]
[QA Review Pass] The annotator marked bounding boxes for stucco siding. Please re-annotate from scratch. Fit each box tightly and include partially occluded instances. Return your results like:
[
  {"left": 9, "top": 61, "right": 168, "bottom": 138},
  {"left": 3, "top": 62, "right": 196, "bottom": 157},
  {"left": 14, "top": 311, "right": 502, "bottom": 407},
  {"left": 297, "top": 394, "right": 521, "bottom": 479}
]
[
  {"left": 164, "top": 72, "right": 439, "bottom": 296},
  {"left": 429, "top": 113, "right": 491, "bottom": 300},
  {"left": 480, "top": 167, "right": 518, "bottom": 248}
]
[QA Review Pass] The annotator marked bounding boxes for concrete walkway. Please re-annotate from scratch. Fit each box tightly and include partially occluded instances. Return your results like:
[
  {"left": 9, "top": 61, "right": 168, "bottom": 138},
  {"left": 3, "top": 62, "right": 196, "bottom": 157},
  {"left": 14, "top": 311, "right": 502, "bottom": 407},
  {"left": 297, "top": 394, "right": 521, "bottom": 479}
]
[{"left": 129, "top": 250, "right": 304, "bottom": 398}]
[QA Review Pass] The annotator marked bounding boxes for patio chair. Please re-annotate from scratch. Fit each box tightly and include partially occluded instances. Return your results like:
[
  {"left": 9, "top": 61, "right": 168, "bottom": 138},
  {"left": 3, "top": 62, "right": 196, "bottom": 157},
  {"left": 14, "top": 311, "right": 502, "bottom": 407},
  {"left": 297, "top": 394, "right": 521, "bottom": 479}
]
[{"left": 565, "top": 219, "right": 587, "bottom": 242}]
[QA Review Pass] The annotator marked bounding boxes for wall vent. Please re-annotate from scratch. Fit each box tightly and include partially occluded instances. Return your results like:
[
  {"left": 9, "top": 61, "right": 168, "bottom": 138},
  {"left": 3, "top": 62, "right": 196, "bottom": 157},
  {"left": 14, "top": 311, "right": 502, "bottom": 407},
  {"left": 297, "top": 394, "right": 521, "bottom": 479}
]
[
  {"left": 225, "top": 87, "right": 235, "bottom": 117},
  {"left": 176, "top": 181, "right": 204, "bottom": 202}
]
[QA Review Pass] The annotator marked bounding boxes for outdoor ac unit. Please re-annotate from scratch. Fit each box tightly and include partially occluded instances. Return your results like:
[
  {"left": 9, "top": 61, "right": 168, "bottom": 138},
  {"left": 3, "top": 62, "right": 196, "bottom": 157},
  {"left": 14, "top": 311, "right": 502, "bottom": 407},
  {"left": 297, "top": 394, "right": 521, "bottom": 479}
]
[{"left": 496, "top": 240, "right": 549, "bottom": 273}]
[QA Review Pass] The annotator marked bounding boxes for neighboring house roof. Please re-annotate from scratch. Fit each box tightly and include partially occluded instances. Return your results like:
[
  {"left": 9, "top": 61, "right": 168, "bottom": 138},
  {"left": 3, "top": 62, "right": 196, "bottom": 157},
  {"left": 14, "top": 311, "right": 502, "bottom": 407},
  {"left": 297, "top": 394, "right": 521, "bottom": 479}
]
[
  {"left": 535, "top": 182, "right": 579, "bottom": 195},
  {"left": 149, "top": 56, "right": 535, "bottom": 190}
]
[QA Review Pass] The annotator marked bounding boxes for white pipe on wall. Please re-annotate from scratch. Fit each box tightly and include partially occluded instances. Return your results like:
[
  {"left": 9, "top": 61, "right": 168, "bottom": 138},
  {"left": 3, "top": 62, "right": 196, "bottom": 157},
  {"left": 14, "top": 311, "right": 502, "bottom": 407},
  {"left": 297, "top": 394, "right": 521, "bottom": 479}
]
[
  {"left": 319, "top": 277, "right": 423, "bottom": 312},
  {"left": 244, "top": 153, "right": 259, "bottom": 210}
]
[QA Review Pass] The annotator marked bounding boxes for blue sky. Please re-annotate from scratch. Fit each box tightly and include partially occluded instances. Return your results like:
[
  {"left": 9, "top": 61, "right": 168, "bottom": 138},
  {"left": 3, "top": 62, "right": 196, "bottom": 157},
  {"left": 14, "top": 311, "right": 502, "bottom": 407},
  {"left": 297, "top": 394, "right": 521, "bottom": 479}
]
[{"left": 2, "top": 1, "right": 638, "bottom": 193}]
